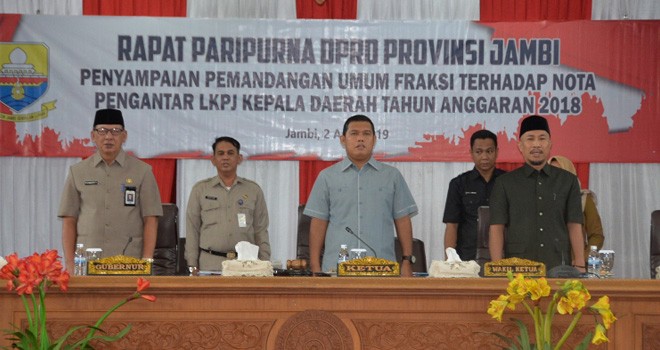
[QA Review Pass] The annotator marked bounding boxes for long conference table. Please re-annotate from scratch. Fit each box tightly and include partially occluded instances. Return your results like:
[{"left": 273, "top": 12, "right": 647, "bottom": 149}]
[{"left": 1, "top": 276, "right": 659, "bottom": 349}]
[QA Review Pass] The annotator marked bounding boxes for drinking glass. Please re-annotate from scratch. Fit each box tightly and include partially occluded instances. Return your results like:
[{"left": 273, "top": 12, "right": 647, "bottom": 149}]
[
  {"left": 85, "top": 248, "right": 103, "bottom": 261},
  {"left": 599, "top": 250, "right": 615, "bottom": 277},
  {"left": 350, "top": 248, "right": 367, "bottom": 260}
]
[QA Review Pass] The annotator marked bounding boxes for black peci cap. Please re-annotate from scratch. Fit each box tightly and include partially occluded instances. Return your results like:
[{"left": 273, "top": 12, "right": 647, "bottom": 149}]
[
  {"left": 93, "top": 109, "right": 124, "bottom": 128},
  {"left": 519, "top": 115, "right": 549, "bottom": 137}
]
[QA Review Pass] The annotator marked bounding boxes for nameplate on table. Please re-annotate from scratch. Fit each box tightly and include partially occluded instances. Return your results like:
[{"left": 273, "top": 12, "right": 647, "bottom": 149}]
[
  {"left": 87, "top": 255, "right": 152, "bottom": 275},
  {"left": 484, "top": 257, "right": 546, "bottom": 277},
  {"left": 338, "top": 257, "right": 400, "bottom": 277}
]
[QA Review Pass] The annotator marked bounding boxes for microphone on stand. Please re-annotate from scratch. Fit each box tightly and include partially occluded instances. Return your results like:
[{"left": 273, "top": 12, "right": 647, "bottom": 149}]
[
  {"left": 547, "top": 238, "right": 581, "bottom": 278},
  {"left": 122, "top": 237, "right": 133, "bottom": 256},
  {"left": 345, "top": 227, "right": 378, "bottom": 258}
]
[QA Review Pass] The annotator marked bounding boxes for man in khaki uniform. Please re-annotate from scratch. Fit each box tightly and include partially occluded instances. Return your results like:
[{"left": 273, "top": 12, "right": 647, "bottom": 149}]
[
  {"left": 185, "top": 136, "right": 270, "bottom": 273},
  {"left": 58, "top": 109, "right": 162, "bottom": 273}
]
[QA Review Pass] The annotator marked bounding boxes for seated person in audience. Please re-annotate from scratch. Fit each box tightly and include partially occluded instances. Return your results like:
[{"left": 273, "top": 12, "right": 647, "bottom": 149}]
[
  {"left": 549, "top": 155, "right": 604, "bottom": 264},
  {"left": 489, "top": 115, "right": 585, "bottom": 272},
  {"left": 304, "top": 114, "right": 418, "bottom": 276},
  {"left": 58, "top": 109, "right": 163, "bottom": 274},
  {"left": 443, "top": 129, "right": 506, "bottom": 261},
  {"left": 185, "top": 136, "right": 270, "bottom": 274}
]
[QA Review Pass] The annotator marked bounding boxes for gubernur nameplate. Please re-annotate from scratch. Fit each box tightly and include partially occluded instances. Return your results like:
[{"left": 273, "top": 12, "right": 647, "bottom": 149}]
[{"left": 87, "top": 255, "right": 152, "bottom": 275}]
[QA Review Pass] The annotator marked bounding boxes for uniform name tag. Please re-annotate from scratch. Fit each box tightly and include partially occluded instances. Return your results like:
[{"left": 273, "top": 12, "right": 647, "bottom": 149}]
[
  {"left": 237, "top": 213, "right": 247, "bottom": 227},
  {"left": 84, "top": 180, "right": 99, "bottom": 185},
  {"left": 205, "top": 195, "right": 218, "bottom": 200}
]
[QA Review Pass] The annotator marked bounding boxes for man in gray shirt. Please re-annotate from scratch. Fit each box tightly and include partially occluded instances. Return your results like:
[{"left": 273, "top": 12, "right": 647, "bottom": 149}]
[{"left": 304, "top": 115, "right": 418, "bottom": 276}]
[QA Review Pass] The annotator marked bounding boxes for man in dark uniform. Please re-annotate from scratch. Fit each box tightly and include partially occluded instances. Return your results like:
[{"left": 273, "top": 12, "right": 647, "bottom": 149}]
[{"left": 442, "top": 129, "right": 505, "bottom": 260}]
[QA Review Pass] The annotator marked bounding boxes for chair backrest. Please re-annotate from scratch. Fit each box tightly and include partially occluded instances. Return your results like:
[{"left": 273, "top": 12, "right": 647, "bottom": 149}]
[
  {"left": 395, "top": 237, "right": 428, "bottom": 273},
  {"left": 296, "top": 204, "right": 315, "bottom": 263},
  {"left": 476, "top": 206, "right": 491, "bottom": 266},
  {"left": 153, "top": 203, "right": 179, "bottom": 275},
  {"left": 177, "top": 237, "right": 188, "bottom": 275},
  {"left": 651, "top": 210, "right": 660, "bottom": 278}
]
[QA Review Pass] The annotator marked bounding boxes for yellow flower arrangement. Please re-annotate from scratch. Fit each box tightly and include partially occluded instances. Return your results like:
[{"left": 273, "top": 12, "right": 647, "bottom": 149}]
[{"left": 487, "top": 272, "right": 616, "bottom": 350}]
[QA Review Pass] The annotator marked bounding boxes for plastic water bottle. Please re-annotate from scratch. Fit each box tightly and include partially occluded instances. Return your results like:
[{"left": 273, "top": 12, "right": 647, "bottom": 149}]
[
  {"left": 587, "top": 245, "right": 602, "bottom": 278},
  {"left": 337, "top": 244, "right": 349, "bottom": 272},
  {"left": 74, "top": 243, "right": 87, "bottom": 276}
]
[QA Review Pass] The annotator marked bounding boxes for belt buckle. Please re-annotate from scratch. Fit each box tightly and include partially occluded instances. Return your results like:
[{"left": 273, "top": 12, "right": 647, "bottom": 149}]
[{"left": 226, "top": 251, "right": 237, "bottom": 260}]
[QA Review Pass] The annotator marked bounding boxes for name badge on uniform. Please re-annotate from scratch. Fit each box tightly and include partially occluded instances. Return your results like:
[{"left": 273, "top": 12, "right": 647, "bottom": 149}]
[
  {"left": 84, "top": 180, "right": 99, "bottom": 185},
  {"left": 124, "top": 186, "right": 136, "bottom": 206},
  {"left": 237, "top": 213, "right": 247, "bottom": 227}
]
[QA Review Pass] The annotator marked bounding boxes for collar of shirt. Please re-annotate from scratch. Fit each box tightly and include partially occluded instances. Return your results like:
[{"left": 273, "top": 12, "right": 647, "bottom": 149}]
[
  {"left": 522, "top": 162, "right": 554, "bottom": 177},
  {"left": 339, "top": 156, "right": 382, "bottom": 172},
  {"left": 211, "top": 175, "right": 243, "bottom": 189},
  {"left": 92, "top": 149, "right": 126, "bottom": 168},
  {"left": 470, "top": 167, "right": 506, "bottom": 183},
  {"left": 468, "top": 167, "right": 485, "bottom": 181}
]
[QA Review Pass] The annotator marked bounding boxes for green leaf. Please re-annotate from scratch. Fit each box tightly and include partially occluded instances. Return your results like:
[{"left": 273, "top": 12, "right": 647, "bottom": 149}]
[
  {"left": 491, "top": 332, "right": 521, "bottom": 350},
  {"left": 574, "top": 332, "right": 593, "bottom": 350},
  {"left": 91, "top": 324, "right": 132, "bottom": 342},
  {"left": 66, "top": 324, "right": 132, "bottom": 350},
  {"left": 51, "top": 324, "right": 88, "bottom": 350},
  {"left": 512, "top": 318, "right": 532, "bottom": 350}
]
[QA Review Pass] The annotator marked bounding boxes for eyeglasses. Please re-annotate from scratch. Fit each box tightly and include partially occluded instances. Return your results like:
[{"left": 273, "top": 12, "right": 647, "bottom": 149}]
[{"left": 94, "top": 127, "right": 124, "bottom": 136}]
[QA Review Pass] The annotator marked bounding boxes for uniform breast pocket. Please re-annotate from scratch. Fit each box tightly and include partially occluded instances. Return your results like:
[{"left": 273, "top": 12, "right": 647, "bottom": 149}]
[
  {"left": 334, "top": 185, "right": 355, "bottom": 202},
  {"left": 461, "top": 192, "right": 480, "bottom": 213},
  {"left": 79, "top": 182, "right": 103, "bottom": 203},
  {"left": 200, "top": 200, "right": 221, "bottom": 227},
  {"left": 374, "top": 185, "right": 395, "bottom": 206}
]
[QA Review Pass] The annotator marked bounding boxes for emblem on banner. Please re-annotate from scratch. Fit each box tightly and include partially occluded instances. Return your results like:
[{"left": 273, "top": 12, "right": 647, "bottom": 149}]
[{"left": 0, "top": 43, "right": 56, "bottom": 122}]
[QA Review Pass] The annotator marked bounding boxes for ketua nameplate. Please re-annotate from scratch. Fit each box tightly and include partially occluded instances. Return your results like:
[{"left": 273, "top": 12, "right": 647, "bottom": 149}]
[
  {"left": 338, "top": 257, "right": 400, "bottom": 277},
  {"left": 484, "top": 257, "right": 546, "bottom": 277},
  {"left": 87, "top": 255, "right": 152, "bottom": 275}
]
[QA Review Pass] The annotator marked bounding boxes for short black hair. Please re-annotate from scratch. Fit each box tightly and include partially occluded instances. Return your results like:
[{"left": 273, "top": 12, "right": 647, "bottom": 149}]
[
  {"left": 470, "top": 129, "right": 498, "bottom": 148},
  {"left": 212, "top": 136, "right": 240, "bottom": 153},
  {"left": 342, "top": 114, "right": 375, "bottom": 136}
]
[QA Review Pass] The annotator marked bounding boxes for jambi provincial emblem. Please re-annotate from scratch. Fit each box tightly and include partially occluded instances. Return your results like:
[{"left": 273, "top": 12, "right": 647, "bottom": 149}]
[{"left": 0, "top": 43, "right": 56, "bottom": 121}]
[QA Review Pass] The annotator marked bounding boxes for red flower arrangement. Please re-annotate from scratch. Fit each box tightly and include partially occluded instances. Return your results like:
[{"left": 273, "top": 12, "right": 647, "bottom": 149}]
[{"left": 0, "top": 250, "right": 156, "bottom": 349}]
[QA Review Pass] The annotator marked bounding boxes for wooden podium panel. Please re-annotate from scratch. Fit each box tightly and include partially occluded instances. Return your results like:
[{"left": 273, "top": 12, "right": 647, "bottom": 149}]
[{"left": 1, "top": 277, "right": 659, "bottom": 349}]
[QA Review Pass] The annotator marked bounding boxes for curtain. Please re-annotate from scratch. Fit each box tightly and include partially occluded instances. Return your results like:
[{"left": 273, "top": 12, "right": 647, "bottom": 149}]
[
  {"left": 358, "top": 0, "right": 480, "bottom": 20},
  {"left": 299, "top": 160, "right": 337, "bottom": 204},
  {"left": 177, "top": 159, "right": 299, "bottom": 266},
  {"left": 83, "top": 0, "right": 186, "bottom": 16},
  {"left": 0, "top": 0, "right": 82, "bottom": 15},
  {"left": 392, "top": 161, "right": 474, "bottom": 265},
  {"left": 187, "top": 0, "right": 296, "bottom": 19},
  {"left": 590, "top": 163, "right": 660, "bottom": 279},
  {"left": 592, "top": 0, "right": 660, "bottom": 19},
  {"left": 0, "top": 157, "right": 79, "bottom": 256},
  {"left": 296, "top": 0, "right": 357, "bottom": 19},
  {"left": 142, "top": 158, "right": 177, "bottom": 203},
  {"left": 480, "top": 0, "right": 592, "bottom": 21}
]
